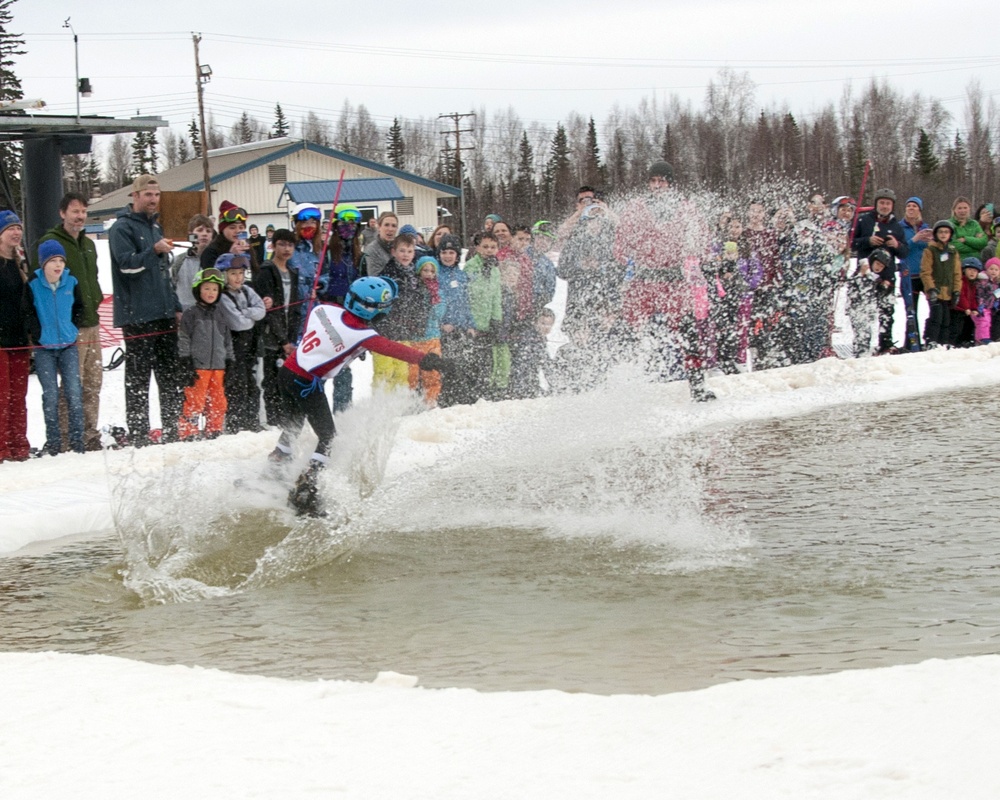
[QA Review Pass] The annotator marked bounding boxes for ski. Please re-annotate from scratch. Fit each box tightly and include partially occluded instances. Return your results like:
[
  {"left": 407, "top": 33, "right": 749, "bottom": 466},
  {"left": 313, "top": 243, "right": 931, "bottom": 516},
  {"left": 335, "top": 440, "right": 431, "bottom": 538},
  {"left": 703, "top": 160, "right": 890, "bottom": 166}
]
[{"left": 897, "top": 265, "right": 921, "bottom": 352}]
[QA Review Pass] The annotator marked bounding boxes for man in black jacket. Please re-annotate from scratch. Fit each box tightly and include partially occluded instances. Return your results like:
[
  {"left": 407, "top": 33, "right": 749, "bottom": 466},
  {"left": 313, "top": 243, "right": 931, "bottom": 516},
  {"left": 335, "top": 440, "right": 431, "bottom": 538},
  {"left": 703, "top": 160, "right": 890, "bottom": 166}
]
[
  {"left": 852, "top": 188, "right": 909, "bottom": 353},
  {"left": 109, "top": 175, "right": 183, "bottom": 445}
]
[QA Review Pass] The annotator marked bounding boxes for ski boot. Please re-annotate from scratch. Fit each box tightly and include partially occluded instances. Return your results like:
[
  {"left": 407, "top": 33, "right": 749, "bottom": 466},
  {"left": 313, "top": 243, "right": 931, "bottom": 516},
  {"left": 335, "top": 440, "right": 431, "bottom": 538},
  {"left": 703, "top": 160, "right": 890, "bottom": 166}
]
[
  {"left": 688, "top": 370, "right": 717, "bottom": 403},
  {"left": 288, "top": 461, "right": 326, "bottom": 517}
]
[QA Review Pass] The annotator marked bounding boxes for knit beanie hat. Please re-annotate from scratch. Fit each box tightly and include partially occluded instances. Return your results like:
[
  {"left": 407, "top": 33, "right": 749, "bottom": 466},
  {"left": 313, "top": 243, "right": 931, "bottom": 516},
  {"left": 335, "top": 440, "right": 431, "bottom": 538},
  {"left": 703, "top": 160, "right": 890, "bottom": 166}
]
[
  {"left": 218, "top": 200, "right": 241, "bottom": 232},
  {"left": 0, "top": 209, "right": 22, "bottom": 237},
  {"left": 437, "top": 234, "right": 462, "bottom": 254},
  {"left": 905, "top": 196, "right": 923, "bottom": 211},
  {"left": 648, "top": 161, "right": 674, "bottom": 181},
  {"left": 485, "top": 214, "right": 502, "bottom": 224},
  {"left": 415, "top": 255, "right": 439, "bottom": 276},
  {"left": 399, "top": 224, "right": 420, "bottom": 238},
  {"left": 38, "top": 239, "right": 67, "bottom": 268}
]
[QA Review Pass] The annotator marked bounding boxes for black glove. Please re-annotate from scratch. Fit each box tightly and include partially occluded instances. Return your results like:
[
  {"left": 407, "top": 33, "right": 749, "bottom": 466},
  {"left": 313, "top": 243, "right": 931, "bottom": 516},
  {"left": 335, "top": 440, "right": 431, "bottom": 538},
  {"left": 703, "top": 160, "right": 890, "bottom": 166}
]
[
  {"left": 952, "top": 295, "right": 962, "bottom": 310},
  {"left": 179, "top": 357, "right": 198, "bottom": 387},
  {"left": 926, "top": 288, "right": 939, "bottom": 304},
  {"left": 418, "top": 352, "right": 451, "bottom": 374}
]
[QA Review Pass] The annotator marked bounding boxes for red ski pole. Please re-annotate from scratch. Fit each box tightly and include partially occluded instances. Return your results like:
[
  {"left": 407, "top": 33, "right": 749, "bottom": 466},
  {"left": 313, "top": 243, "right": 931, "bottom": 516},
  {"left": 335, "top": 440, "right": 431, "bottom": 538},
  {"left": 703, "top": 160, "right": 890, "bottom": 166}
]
[
  {"left": 847, "top": 160, "right": 871, "bottom": 254},
  {"left": 303, "top": 168, "right": 346, "bottom": 321}
]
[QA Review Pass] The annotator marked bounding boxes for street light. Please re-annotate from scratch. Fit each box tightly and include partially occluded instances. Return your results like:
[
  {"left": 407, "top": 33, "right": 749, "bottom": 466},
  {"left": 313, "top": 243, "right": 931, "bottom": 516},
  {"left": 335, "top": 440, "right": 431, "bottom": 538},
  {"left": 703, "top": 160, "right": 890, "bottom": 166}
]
[{"left": 62, "top": 18, "right": 92, "bottom": 123}]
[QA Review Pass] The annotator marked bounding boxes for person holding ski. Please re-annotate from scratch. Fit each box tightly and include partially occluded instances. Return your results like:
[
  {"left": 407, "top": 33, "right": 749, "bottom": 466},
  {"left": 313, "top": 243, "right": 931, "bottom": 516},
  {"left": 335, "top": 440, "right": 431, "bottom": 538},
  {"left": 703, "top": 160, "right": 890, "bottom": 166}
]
[
  {"left": 900, "top": 197, "right": 932, "bottom": 349},
  {"left": 269, "top": 276, "right": 450, "bottom": 517}
]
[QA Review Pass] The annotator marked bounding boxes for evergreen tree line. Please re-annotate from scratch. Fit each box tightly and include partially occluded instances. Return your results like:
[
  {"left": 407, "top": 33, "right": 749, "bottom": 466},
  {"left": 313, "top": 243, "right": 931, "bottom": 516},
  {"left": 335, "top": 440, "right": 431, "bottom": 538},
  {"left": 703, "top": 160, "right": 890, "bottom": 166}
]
[{"left": 53, "top": 68, "right": 1000, "bottom": 233}]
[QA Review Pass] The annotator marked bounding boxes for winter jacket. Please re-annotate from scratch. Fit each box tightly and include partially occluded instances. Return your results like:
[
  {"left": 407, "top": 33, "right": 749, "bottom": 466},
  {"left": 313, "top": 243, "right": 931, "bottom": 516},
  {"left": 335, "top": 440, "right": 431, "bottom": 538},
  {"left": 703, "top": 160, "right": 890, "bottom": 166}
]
[
  {"left": 219, "top": 285, "right": 266, "bottom": 332},
  {"left": 360, "top": 237, "right": 392, "bottom": 277},
  {"left": 528, "top": 248, "right": 557, "bottom": 310},
  {"left": 498, "top": 246, "right": 535, "bottom": 322},
  {"left": 919, "top": 241, "right": 962, "bottom": 301},
  {"left": 949, "top": 217, "right": 988, "bottom": 261},
  {"left": 33, "top": 225, "right": 101, "bottom": 328},
  {"left": 899, "top": 218, "right": 930, "bottom": 281},
  {"left": 853, "top": 210, "right": 909, "bottom": 266},
  {"left": 24, "top": 268, "right": 83, "bottom": 348},
  {"left": 0, "top": 257, "right": 28, "bottom": 348},
  {"left": 320, "top": 243, "right": 359, "bottom": 304},
  {"left": 372, "top": 258, "right": 430, "bottom": 342},
  {"left": 109, "top": 204, "right": 179, "bottom": 327},
  {"left": 979, "top": 238, "right": 997, "bottom": 264},
  {"left": 976, "top": 275, "right": 1000, "bottom": 313},
  {"left": 178, "top": 301, "right": 234, "bottom": 370},
  {"left": 438, "top": 263, "right": 475, "bottom": 331},
  {"left": 954, "top": 273, "right": 980, "bottom": 314},
  {"left": 288, "top": 239, "right": 327, "bottom": 306},
  {"left": 463, "top": 254, "right": 503, "bottom": 333},
  {"left": 254, "top": 260, "right": 302, "bottom": 350},
  {"left": 174, "top": 249, "right": 202, "bottom": 310}
]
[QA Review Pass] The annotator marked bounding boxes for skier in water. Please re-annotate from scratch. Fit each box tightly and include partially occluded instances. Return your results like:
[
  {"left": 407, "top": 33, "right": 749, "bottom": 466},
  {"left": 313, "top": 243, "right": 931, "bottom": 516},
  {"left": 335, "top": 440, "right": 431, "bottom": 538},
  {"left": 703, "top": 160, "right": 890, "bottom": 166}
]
[
  {"left": 269, "top": 276, "right": 449, "bottom": 517},
  {"left": 613, "top": 161, "right": 716, "bottom": 401}
]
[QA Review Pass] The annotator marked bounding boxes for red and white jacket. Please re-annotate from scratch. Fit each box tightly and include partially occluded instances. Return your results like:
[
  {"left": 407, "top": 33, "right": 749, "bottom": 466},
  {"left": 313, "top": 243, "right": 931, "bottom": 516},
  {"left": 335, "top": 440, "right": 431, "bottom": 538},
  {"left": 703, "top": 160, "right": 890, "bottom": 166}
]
[{"left": 283, "top": 303, "right": 427, "bottom": 381}]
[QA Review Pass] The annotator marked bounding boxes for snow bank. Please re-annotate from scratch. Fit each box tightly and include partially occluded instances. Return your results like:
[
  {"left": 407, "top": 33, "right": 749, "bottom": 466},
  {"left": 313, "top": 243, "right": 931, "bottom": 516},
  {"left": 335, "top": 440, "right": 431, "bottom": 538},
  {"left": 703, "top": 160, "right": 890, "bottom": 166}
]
[{"left": 1, "top": 651, "right": 996, "bottom": 799}]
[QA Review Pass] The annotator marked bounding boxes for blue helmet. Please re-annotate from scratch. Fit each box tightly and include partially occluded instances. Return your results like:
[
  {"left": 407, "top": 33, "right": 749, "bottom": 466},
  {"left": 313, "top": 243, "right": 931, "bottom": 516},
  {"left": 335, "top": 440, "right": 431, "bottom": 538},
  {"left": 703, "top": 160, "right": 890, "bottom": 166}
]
[{"left": 344, "top": 276, "right": 398, "bottom": 320}]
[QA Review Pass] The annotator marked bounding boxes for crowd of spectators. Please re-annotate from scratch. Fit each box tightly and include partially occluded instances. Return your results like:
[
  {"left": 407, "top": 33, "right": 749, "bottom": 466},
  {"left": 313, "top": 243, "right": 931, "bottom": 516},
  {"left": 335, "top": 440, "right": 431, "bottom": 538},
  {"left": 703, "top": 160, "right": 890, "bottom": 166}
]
[{"left": 1, "top": 164, "right": 995, "bottom": 465}]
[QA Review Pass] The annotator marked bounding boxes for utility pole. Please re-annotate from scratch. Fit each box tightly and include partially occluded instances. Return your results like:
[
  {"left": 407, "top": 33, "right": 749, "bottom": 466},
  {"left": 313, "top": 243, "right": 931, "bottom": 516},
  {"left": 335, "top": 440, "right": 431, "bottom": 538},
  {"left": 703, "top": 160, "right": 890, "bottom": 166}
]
[
  {"left": 438, "top": 112, "right": 475, "bottom": 240},
  {"left": 193, "top": 33, "right": 212, "bottom": 211}
]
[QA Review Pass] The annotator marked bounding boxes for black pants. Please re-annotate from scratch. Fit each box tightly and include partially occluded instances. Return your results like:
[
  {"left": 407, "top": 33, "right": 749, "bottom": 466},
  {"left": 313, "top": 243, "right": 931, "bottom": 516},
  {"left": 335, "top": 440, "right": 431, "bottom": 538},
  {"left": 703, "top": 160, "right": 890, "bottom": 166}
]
[
  {"left": 225, "top": 330, "right": 261, "bottom": 433},
  {"left": 438, "top": 332, "right": 491, "bottom": 407},
  {"left": 924, "top": 300, "right": 951, "bottom": 346},
  {"left": 122, "top": 318, "right": 181, "bottom": 441},
  {"left": 276, "top": 367, "right": 335, "bottom": 459}
]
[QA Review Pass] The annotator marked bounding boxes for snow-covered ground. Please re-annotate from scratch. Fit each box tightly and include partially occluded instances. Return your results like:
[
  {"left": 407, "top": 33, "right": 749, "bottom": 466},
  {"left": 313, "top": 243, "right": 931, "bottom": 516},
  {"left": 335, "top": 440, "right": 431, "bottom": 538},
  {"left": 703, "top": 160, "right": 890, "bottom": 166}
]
[{"left": 3, "top": 239, "right": 999, "bottom": 797}]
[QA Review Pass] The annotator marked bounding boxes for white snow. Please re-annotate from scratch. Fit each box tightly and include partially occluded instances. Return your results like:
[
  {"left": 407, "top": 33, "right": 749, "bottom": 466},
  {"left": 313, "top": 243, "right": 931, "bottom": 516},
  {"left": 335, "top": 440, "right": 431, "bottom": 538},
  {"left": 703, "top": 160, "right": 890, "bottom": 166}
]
[
  {"left": 2, "top": 239, "right": 999, "bottom": 796},
  {"left": 0, "top": 650, "right": 997, "bottom": 799}
]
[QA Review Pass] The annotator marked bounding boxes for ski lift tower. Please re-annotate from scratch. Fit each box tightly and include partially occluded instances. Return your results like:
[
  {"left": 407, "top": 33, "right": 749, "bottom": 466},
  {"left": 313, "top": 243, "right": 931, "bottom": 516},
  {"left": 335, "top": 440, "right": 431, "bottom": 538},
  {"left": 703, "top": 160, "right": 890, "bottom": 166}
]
[{"left": 0, "top": 110, "right": 168, "bottom": 247}]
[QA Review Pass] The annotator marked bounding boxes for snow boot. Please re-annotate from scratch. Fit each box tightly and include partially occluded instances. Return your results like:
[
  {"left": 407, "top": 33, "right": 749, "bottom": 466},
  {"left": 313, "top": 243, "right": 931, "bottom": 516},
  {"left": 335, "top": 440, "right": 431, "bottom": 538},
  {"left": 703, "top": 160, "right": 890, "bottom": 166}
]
[
  {"left": 288, "top": 461, "right": 326, "bottom": 517},
  {"left": 688, "top": 370, "right": 716, "bottom": 403}
]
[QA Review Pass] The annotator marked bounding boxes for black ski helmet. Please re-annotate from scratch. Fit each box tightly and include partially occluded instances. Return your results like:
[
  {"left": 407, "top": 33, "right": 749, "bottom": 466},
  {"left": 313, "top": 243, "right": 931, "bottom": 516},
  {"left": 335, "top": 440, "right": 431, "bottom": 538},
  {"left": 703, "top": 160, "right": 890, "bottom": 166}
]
[
  {"left": 869, "top": 248, "right": 892, "bottom": 267},
  {"left": 873, "top": 188, "right": 896, "bottom": 205},
  {"left": 932, "top": 219, "right": 955, "bottom": 239}
]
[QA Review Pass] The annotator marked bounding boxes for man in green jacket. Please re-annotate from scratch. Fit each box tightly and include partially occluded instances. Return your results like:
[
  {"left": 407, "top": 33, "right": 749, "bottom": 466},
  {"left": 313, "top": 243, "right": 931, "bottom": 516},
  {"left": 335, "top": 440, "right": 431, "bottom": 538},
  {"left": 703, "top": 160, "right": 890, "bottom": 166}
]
[{"left": 33, "top": 192, "right": 103, "bottom": 451}]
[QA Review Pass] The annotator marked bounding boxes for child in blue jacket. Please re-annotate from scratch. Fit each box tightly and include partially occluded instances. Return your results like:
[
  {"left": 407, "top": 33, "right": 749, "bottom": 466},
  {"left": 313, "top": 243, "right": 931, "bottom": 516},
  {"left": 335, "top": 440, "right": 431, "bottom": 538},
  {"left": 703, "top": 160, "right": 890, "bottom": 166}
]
[{"left": 24, "top": 241, "right": 85, "bottom": 455}]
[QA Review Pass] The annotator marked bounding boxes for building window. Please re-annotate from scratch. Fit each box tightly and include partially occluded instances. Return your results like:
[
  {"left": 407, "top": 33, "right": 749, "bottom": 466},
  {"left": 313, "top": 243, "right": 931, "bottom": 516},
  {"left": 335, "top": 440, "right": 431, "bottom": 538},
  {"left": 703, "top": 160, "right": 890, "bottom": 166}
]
[
  {"left": 396, "top": 196, "right": 415, "bottom": 215},
  {"left": 268, "top": 164, "right": 287, "bottom": 184}
]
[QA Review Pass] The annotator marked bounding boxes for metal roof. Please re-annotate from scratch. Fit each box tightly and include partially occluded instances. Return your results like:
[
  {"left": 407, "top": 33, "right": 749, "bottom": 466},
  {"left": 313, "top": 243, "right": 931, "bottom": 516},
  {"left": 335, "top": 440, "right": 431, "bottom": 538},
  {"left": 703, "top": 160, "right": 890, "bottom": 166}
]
[
  {"left": 0, "top": 113, "right": 166, "bottom": 141},
  {"left": 278, "top": 178, "right": 404, "bottom": 206},
  {"left": 87, "top": 137, "right": 460, "bottom": 219}
]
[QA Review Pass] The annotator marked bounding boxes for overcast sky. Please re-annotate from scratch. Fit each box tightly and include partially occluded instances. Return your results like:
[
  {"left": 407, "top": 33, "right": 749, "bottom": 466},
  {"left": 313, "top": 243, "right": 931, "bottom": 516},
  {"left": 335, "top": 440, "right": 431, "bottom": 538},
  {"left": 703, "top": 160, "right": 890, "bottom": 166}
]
[{"left": 12, "top": 0, "right": 997, "bottom": 150}]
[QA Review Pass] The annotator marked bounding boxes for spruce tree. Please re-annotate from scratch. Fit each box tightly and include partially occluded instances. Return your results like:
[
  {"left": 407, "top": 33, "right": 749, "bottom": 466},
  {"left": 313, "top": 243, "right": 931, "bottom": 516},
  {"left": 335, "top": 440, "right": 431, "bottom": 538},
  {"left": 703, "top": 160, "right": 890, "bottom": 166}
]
[
  {"left": 189, "top": 118, "right": 202, "bottom": 159},
  {"left": 584, "top": 117, "right": 603, "bottom": 188},
  {"left": 272, "top": 103, "right": 289, "bottom": 138},
  {"left": 237, "top": 112, "right": 254, "bottom": 144},
  {"left": 146, "top": 128, "right": 159, "bottom": 173},
  {"left": 547, "top": 124, "right": 572, "bottom": 210},
  {"left": 0, "top": 0, "right": 25, "bottom": 209},
  {"left": 386, "top": 117, "right": 405, "bottom": 169},
  {"left": 914, "top": 128, "right": 940, "bottom": 176},
  {"left": 513, "top": 132, "right": 535, "bottom": 218}
]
